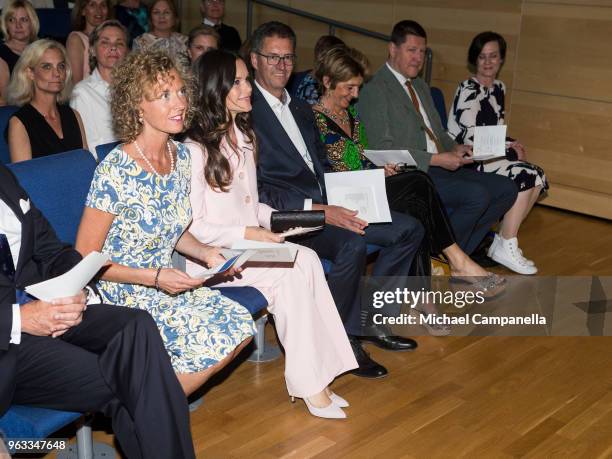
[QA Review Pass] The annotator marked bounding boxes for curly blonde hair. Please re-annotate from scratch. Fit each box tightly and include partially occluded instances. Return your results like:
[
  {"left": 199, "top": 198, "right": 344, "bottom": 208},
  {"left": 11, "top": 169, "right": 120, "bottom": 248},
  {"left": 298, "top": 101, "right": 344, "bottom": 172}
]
[{"left": 110, "top": 50, "right": 195, "bottom": 143}]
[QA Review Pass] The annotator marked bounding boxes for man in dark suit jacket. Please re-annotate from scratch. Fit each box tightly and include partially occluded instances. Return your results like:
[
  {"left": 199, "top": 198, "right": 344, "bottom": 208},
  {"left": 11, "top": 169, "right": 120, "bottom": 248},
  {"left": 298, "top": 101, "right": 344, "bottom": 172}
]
[
  {"left": 200, "top": 0, "right": 241, "bottom": 53},
  {"left": 0, "top": 164, "right": 195, "bottom": 458},
  {"left": 359, "top": 20, "right": 518, "bottom": 255},
  {"left": 250, "top": 22, "right": 423, "bottom": 380}
]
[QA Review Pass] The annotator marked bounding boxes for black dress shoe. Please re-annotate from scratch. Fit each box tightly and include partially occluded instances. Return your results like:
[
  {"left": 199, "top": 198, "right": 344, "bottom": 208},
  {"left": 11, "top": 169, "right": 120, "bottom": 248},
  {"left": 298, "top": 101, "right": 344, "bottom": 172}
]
[
  {"left": 348, "top": 336, "right": 388, "bottom": 379},
  {"left": 470, "top": 235, "right": 499, "bottom": 268},
  {"left": 359, "top": 325, "right": 418, "bottom": 351}
]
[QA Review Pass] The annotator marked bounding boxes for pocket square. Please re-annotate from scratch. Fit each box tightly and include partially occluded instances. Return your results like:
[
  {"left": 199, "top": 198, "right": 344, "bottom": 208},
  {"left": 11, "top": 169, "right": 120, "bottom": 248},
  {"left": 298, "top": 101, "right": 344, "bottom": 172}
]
[{"left": 19, "top": 198, "right": 30, "bottom": 214}]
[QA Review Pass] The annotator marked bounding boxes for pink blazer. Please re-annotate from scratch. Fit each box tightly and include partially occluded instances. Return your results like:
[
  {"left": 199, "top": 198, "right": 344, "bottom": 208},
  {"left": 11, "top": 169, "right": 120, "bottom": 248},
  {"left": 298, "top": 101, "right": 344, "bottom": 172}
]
[{"left": 186, "top": 126, "right": 274, "bottom": 248}]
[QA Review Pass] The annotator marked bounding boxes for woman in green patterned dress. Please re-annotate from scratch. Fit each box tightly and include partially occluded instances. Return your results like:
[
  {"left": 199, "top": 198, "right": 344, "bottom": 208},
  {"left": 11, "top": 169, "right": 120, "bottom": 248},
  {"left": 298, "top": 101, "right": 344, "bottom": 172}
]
[{"left": 76, "top": 50, "right": 254, "bottom": 395}]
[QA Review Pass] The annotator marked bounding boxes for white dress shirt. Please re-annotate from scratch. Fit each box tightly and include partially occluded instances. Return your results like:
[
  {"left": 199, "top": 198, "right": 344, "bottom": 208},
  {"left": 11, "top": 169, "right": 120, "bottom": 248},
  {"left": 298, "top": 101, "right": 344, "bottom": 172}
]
[
  {"left": 1, "top": 198, "right": 99, "bottom": 345},
  {"left": 203, "top": 18, "right": 219, "bottom": 26},
  {"left": 386, "top": 62, "right": 438, "bottom": 154},
  {"left": 70, "top": 68, "right": 115, "bottom": 159},
  {"left": 0, "top": 199, "right": 22, "bottom": 345},
  {"left": 255, "top": 81, "right": 316, "bottom": 173}
]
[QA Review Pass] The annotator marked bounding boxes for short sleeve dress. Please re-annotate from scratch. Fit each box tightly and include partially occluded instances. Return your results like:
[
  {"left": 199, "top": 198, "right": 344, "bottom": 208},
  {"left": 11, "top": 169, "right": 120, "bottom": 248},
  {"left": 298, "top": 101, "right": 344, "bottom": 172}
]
[{"left": 85, "top": 142, "right": 255, "bottom": 373}]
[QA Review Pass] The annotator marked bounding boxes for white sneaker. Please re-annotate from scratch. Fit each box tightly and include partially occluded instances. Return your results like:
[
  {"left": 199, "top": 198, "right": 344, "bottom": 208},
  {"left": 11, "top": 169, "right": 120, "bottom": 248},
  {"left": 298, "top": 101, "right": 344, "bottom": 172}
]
[
  {"left": 489, "top": 237, "right": 538, "bottom": 275},
  {"left": 487, "top": 233, "right": 501, "bottom": 258},
  {"left": 517, "top": 247, "right": 535, "bottom": 267},
  {"left": 489, "top": 233, "right": 535, "bottom": 267}
]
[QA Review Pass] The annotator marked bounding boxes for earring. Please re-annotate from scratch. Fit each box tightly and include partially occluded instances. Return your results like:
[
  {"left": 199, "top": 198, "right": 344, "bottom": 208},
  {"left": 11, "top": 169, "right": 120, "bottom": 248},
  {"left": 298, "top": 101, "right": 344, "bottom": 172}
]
[{"left": 138, "top": 112, "right": 144, "bottom": 124}]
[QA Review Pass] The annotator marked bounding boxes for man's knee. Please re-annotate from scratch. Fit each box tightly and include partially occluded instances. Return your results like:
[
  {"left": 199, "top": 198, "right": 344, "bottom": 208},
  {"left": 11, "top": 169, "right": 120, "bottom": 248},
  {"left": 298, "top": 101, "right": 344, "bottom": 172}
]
[
  {"left": 391, "top": 213, "right": 425, "bottom": 246},
  {"left": 119, "top": 307, "right": 159, "bottom": 335},
  {"left": 337, "top": 232, "right": 367, "bottom": 263},
  {"left": 410, "top": 170, "right": 435, "bottom": 189},
  {"left": 459, "top": 182, "right": 492, "bottom": 213},
  {"left": 496, "top": 175, "right": 519, "bottom": 207}
]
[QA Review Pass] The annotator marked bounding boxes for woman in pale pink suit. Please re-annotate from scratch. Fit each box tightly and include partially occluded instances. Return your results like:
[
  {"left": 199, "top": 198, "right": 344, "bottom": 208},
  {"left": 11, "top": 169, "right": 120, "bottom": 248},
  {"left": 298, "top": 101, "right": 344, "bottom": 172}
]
[{"left": 185, "top": 50, "right": 357, "bottom": 419}]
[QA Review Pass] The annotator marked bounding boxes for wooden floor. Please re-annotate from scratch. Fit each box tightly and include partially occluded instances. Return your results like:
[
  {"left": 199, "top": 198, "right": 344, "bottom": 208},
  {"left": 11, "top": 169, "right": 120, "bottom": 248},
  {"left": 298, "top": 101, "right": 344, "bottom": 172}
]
[{"left": 51, "top": 206, "right": 612, "bottom": 458}]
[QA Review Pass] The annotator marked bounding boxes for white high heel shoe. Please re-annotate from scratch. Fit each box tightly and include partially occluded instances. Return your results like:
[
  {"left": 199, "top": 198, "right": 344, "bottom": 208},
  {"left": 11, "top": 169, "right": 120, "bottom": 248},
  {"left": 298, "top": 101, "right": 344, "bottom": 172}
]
[
  {"left": 327, "top": 391, "right": 349, "bottom": 408},
  {"left": 291, "top": 396, "right": 347, "bottom": 419}
]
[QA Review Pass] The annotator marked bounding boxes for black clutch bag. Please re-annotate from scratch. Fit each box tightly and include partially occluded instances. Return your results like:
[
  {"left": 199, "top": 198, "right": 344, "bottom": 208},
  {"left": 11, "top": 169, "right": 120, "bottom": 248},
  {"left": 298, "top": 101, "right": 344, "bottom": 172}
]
[{"left": 270, "top": 210, "right": 325, "bottom": 233}]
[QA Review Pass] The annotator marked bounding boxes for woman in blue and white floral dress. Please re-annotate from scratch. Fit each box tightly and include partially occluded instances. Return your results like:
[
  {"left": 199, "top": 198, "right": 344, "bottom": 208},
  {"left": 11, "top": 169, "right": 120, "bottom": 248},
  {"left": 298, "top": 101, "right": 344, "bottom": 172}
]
[{"left": 76, "top": 50, "right": 254, "bottom": 395}]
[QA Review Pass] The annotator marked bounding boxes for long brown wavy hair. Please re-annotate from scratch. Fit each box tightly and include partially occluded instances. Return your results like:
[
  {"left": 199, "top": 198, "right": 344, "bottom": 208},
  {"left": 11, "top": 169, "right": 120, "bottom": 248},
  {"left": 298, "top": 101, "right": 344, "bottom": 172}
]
[{"left": 187, "top": 49, "right": 255, "bottom": 192}]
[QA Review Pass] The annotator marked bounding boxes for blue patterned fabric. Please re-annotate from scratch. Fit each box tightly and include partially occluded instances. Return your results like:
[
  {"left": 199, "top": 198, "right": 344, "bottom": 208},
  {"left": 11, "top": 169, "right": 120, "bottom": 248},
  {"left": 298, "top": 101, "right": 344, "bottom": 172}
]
[
  {"left": 86, "top": 143, "right": 255, "bottom": 373},
  {"left": 295, "top": 74, "right": 320, "bottom": 105}
]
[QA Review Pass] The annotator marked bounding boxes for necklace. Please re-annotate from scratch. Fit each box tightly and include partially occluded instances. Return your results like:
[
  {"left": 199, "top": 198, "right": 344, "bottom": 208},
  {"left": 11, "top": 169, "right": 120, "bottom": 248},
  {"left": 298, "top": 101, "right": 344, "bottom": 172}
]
[
  {"left": 133, "top": 140, "right": 174, "bottom": 177},
  {"left": 316, "top": 102, "right": 349, "bottom": 125}
]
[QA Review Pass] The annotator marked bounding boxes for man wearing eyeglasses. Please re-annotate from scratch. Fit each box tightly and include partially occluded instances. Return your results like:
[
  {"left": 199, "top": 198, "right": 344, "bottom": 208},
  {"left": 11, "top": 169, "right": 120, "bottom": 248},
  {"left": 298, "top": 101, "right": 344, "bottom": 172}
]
[
  {"left": 251, "top": 22, "right": 423, "bottom": 381},
  {"left": 200, "top": 0, "right": 241, "bottom": 53}
]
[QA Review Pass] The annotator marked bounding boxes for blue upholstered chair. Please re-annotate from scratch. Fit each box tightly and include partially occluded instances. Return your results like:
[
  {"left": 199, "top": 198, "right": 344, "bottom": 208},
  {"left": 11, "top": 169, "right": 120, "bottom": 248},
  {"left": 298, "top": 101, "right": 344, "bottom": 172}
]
[
  {"left": 8, "top": 149, "right": 98, "bottom": 244},
  {"left": 95, "top": 141, "right": 120, "bottom": 163},
  {"left": 430, "top": 86, "right": 448, "bottom": 130},
  {"left": 0, "top": 406, "right": 80, "bottom": 440},
  {"left": 0, "top": 105, "right": 18, "bottom": 165},
  {"left": 36, "top": 8, "right": 72, "bottom": 43},
  {"left": 287, "top": 70, "right": 311, "bottom": 99},
  {"left": 0, "top": 407, "right": 109, "bottom": 458}
]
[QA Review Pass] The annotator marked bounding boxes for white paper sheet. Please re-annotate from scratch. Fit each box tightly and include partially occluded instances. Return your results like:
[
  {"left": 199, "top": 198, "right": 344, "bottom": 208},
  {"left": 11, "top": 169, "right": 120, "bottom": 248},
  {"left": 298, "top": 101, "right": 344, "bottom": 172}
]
[
  {"left": 228, "top": 239, "right": 298, "bottom": 263},
  {"left": 25, "top": 251, "right": 109, "bottom": 301},
  {"left": 324, "top": 169, "right": 392, "bottom": 223},
  {"left": 280, "top": 225, "right": 324, "bottom": 237},
  {"left": 473, "top": 125, "right": 507, "bottom": 160},
  {"left": 363, "top": 149, "right": 417, "bottom": 167},
  {"left": 190, "top": 252, "right": 256, "bottom": 280}
]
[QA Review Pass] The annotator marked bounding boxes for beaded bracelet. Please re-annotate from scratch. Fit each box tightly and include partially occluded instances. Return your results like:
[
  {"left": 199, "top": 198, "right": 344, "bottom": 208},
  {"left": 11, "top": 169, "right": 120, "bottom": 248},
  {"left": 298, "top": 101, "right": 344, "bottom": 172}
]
[{"left": 154, "top": 267, "right": 162, "bottom": 290}]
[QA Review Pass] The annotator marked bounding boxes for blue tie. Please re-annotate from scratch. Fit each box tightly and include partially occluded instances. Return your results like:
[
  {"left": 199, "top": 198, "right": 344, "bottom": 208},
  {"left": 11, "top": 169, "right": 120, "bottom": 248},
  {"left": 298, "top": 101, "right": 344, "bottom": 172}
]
[{"left": 1, "top": 232, "right": 33, "bottom": 304}]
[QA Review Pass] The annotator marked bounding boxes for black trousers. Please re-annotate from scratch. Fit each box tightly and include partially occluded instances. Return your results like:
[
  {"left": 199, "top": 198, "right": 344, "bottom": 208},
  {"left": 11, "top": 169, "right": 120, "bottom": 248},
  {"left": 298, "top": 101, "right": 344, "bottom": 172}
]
[
  {"left": 13, "top": 305, "right": 195, "bottom": 459},
  {"left": 428, "top": 166, "right": 518, "bottom": 255},
  {"left": 385, "top": 170, "right": 456, "bottom": 276},
  {"left": 298, "top": 210, "right": 424, "bottom": 335}
]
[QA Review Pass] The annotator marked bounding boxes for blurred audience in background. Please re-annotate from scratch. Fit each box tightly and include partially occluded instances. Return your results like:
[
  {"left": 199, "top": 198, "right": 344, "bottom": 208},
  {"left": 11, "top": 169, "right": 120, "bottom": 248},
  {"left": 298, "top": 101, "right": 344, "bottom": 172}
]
[
  {"left": 186, "top": 24, "right": 219, "bottom": 64},
  {"left": 70, "top": 19, "right": 127, "bottom": 157},
  {"left": 200, "top": 0, "right": 241, "bottom": 52},
  {"left": 66, "top": 0, "right": 110, "bottom": 84},
  {"left": 0, "top": 0, "right": 39, "bottom": 105}
]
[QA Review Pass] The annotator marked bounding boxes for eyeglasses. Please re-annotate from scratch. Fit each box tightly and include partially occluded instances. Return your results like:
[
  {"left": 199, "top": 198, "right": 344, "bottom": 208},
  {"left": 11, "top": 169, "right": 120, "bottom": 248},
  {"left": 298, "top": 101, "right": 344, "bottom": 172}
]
[{"left": 255, "top": 52, "right": 296, "bottom": 66}]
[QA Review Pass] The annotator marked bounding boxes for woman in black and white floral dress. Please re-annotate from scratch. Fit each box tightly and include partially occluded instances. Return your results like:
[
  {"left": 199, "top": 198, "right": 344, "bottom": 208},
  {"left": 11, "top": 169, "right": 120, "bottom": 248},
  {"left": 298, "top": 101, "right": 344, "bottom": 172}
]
[{"left": 448, "top": 31, "right": 547, "bottom": 275}]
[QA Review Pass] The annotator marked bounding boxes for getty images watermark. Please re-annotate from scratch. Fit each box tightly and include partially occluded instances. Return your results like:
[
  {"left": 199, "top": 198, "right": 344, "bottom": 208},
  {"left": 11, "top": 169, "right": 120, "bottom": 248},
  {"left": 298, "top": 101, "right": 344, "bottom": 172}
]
[{"left": 359, "top": 276, "right": 612, "bottom": 336}]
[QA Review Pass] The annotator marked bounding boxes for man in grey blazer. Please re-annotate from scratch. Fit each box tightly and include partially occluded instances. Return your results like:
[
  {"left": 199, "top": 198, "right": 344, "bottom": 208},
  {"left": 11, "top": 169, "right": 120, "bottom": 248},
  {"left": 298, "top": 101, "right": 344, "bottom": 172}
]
[{"left": 359, "top": 20, "right": 517, "bottom": 255}]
